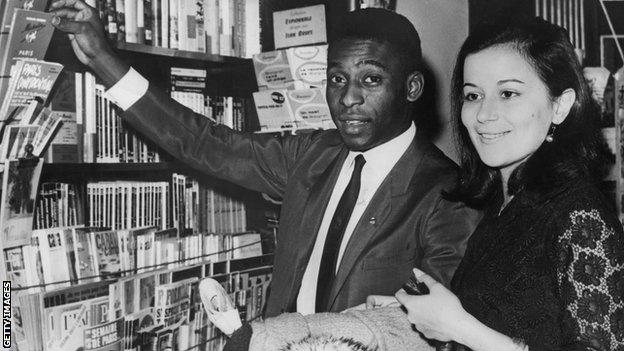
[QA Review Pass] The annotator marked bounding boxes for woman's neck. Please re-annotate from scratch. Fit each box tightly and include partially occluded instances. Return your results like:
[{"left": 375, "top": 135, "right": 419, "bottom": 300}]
[{"left": 499, "top": 169, "right": 513, "bottom": 212}]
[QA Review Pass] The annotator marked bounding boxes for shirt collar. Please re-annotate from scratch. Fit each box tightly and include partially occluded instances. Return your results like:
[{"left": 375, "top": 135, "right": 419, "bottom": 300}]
[{"left": 346, "top": 122, "right": 416, "bottom": 176}]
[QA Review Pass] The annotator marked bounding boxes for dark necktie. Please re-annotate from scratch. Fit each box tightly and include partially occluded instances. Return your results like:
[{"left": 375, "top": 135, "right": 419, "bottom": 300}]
[{"left": 316, "top": 154, "right": 366, "bottom": 312}]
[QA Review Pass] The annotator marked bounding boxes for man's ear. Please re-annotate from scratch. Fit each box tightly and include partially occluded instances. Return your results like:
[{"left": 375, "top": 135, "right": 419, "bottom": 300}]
[
  {"left": 552, "top": 88, "right": 576, "bottom": 125},
  {"left": 406, "top": 71, "right": 424, "bottom": 102}
]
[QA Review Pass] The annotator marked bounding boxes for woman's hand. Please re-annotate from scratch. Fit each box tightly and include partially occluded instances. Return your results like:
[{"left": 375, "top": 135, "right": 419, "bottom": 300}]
[{"left": 395, "top": 268, "right": 469, "bottom": 343}]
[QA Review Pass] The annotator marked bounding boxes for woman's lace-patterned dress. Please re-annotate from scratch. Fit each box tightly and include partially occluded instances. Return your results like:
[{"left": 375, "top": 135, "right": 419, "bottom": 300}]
[{"left": 451, "top": 179, "right": 624, "bottom": 351}]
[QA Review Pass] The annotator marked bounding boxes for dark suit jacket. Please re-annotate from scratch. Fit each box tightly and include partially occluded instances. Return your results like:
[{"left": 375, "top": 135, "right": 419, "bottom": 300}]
[{"left": 123, "top": 86, "right": 482, "bottom": 317}]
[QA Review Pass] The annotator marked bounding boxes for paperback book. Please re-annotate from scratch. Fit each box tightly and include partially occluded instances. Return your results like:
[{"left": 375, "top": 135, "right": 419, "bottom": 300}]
[{"left": 0, "top": 9, "right": 56, "bottom": 100}]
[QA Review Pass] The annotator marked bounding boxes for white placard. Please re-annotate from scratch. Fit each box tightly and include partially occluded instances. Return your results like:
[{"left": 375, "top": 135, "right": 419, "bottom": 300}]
[{"left": 273, "top": 4, "right": 327, "bottom": 49}]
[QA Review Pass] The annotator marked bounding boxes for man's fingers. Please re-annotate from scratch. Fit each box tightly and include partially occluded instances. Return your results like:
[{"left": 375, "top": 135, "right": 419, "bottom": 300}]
[
  {"left": 50, "top": 0, "right": 91, "bottom": 11},
  {"left": 50, "top": 9, "right": 79, "bottom": 20},
  {"left": 52, "top": 18, "right": 88, "bottom": 34}
]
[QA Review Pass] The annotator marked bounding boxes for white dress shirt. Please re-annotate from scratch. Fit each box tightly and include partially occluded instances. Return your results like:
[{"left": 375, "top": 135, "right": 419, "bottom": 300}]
[
  {"left": 105, "top": 67, "right": 149, "bottom": 110},
  {"left": 107, "top": 68, "right": 417, "bottom": 315},
  {"left": 296, "top": 123, "right": 416, "bottom": 315}
]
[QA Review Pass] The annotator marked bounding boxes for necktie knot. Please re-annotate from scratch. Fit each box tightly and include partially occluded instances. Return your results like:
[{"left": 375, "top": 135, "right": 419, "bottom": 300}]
[{"left": 353, "top": 154, "right": 366, "bottom": 174}]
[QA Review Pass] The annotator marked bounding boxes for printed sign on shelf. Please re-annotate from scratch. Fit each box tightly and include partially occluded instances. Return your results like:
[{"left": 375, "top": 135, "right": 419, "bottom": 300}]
[{"left": 273, "top": 4, "right": 326, "bottom": 49}]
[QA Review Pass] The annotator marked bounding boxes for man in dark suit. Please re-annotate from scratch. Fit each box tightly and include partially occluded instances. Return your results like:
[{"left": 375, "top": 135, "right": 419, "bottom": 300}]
[{"left": 51, "top": 0, "right": 481, "bottom": 316}]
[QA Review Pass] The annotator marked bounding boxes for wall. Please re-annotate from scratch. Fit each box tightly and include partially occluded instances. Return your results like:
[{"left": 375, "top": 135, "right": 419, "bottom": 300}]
[{"left": 396, "top": 0, "right": 469, "bottom": 162}]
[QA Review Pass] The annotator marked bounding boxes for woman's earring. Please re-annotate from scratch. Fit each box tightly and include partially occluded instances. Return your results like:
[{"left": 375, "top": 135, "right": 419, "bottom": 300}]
[{"left": 545, "top": 125, "right": 556, "bottom": 143}]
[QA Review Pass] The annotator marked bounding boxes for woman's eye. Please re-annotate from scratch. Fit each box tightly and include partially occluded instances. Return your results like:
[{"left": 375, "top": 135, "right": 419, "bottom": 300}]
[
  {"left": 463, "top": 92, "right": 480, "bottom": 101},
  {"left": 501, "top": 91, "right": 518, "bottom": 99},
  {"left": 363, "top": 75, "right": 382, "bottom": 84}
]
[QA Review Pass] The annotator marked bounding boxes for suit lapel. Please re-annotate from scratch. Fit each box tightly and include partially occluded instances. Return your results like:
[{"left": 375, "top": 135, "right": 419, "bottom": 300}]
[
  {"left": 292, "top": 148, "right": 349, "bottom": 272},
  {"left": 327, "top": 133, "right": 429, "bottom": 309}
]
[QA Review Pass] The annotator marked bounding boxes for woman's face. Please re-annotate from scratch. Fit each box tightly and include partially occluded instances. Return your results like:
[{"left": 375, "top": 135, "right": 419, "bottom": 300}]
[{"left": 461, "top": 45, "right": 558, "bottom": 180}]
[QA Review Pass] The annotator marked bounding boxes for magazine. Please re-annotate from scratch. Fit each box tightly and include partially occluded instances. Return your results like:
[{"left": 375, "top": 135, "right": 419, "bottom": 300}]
[{"left": 0, "top": 157, "right": 43, "bottom": 248}]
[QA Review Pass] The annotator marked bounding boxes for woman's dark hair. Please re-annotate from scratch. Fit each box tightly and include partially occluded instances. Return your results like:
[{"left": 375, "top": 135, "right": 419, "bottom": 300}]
[{"left": 450, "top": 17, "right": 610, "bottom": 206}]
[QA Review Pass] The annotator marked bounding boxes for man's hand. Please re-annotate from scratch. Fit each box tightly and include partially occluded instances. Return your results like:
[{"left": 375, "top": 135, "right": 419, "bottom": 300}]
[
  {"left": 49, "top": 0, "right": 129, "bottom": 87},
  {"left": 50, "top": 0, "right": 110, "bottom": 66}
]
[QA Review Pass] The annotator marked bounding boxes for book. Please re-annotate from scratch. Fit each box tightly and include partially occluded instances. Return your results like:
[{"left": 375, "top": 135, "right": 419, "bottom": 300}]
[
  {"left": 91, "top": 229, "right": 122, "bottom": 279},
  {"left": 40, "top": 281, "right": 111, "bottom": 351},
  {"left": 0, "top": 59, "right": 64, "bottom": 137},
  {"left": 169, "top": 0, "right": 179, "bottom": 49},
  {"left": 115, "top": 0, "right": 126, "bottom": 43},
  {"left": 32, "top": 227, "right": 76, "bottom": 289},
  {"left": 0, "top": 124, "right": 40, "bottom": 161},
  {"left": 4, "top": 244, "right": 42, "bottom": 291},
  {"left": 35, "top": 182, "right": 84, "bottom": 229},
  {"left": 0, "top": 157, "right": 43, "bottom": 248},
  {"left": 0, "top": 1, "right": 49, "bottom": 71},
  {"left": 72, "top": 227, "right": 102, "bottom": 283},
  {"left": 204, "top": 0, "right": 219, "bottom": 54},
  {"left": 0, "top": 9, "right": 56, "bottom": 100},
  {"left": 153, "top": 277, "right": 196, "bottom": 327},
  {"left": 124, "top": 0, "right": 138, "bottom": 43},
  {"left": 44, "top": 70, "right": 82, "bottom": 162},
  {"left": 104, "top": 0, "right": 118, "bottom": 41},
  {"left": 231, "top": 232, "right": 262, "bottom": 259},
  {"left": 0, "top": 0, "right": 48, "bottom": 33}
]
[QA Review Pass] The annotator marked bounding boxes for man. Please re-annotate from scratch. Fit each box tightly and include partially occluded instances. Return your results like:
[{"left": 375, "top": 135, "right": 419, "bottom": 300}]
[{"left": 50, "top": 0, "right": 481, "bottom": 317}]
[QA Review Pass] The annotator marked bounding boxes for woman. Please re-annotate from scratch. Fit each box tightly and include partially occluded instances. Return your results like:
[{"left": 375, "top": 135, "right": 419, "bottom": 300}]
[
  {"left": 395, "top": 17, "right": 624, "bottom": 351},
  {"left": 205, "top": 17, "right": 624, "bottom": 351}
]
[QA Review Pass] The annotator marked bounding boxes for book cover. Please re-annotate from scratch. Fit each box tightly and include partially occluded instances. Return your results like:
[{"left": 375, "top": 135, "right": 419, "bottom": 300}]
[
  {"left": 83, "top": 317, "right": 124, "bottom": 351},
  {"left": 0, "top": 124, "right": 39, "bottom": 161},
  {"left": 203, "top": 0, "right": 219, "bottom": 54},
  {"left": 72, "top": 227, "right": 101, "bottom": 283},
  {"left": 159, "top": 0, "right": 169, "bottom": 48},
  {"left": 115, "top": 0, "right": 126, "bottom": 43},
  {"left": 45, "top": 69, "right": 82, "bottom": 163},
  {"left": 40, "top": 280, "right": 110, "bottom": 351},
  {"left": 32, "top": 227, "right": 74, "bottom": 289},
  {"left": 0, "top": 59, "right": 64, "bottom": 129},
  {"left": 153, "top": 277, "right": 196, "bottom": 327},
  {"left": 195, "top": 0, "right": 205, "bottom": 53},
  {"left": 0, "top": 0, "right": 49, "bottom": 61},
  {"left": 29, "top": 106, "right": 65, "bottom": 157},
  {"left": 124, "top": 0, "right": 138, "bottom": 43},
  {"left": 104, "top": 0, "right": 118, "bottom": 40},
  {"left": 92, "top": 229, "right": 122, "bottom": 278},
  {"left": 0, "top": 9, "right": 56, "bottom": 99},
  {"left": 169, "top": 0, "right": 179, "bottom": 49},
  {"left": 0, "top": 157, "right": 43, "bottom": 248}
]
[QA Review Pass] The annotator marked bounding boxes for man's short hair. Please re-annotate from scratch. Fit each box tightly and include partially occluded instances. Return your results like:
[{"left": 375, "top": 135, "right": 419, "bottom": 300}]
[{"left": 328, "top": 8, "right": 422, "bottom": 72}]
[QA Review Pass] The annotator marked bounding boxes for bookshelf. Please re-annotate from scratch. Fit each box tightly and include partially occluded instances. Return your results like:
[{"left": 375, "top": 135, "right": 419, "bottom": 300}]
[
  {"left": 1, "top": 2, "right": 285, "bottom": 351},
  {"left": 0, "top": 0, "right": 353, "bottom": 349}
]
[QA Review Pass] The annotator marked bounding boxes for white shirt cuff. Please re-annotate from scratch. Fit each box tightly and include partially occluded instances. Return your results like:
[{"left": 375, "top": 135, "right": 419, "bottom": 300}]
[{"left": 105, "top": 67, "right": 149, "bottom": 111}]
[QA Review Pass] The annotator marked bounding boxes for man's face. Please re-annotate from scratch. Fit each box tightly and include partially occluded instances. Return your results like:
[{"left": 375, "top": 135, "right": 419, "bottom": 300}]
[{"left": 326, "top": 39, "right": 415, "bottom": 151}]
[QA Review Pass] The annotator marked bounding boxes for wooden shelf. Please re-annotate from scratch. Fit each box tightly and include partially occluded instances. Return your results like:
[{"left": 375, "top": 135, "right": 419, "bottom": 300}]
[
  {"left": 113, "top": 42, "right": 250, "bottom": 66},
  {"left": 46, "top": 31, "right": 259, "bottom": 95},
  {"left": 41, "top": 161, "right": 192, "bottom": 182}
]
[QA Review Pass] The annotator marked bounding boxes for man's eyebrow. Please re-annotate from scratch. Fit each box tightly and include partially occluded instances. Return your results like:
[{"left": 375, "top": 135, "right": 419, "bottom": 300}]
[
  {"left": 357, "top": 59, "right": 388, "bottom": 71},
  {"left": 463, "top": 83, "right": 477, "bottom": 88},
  {"left": 327, "top": 59, "right": 389, "bottom": 71}
]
